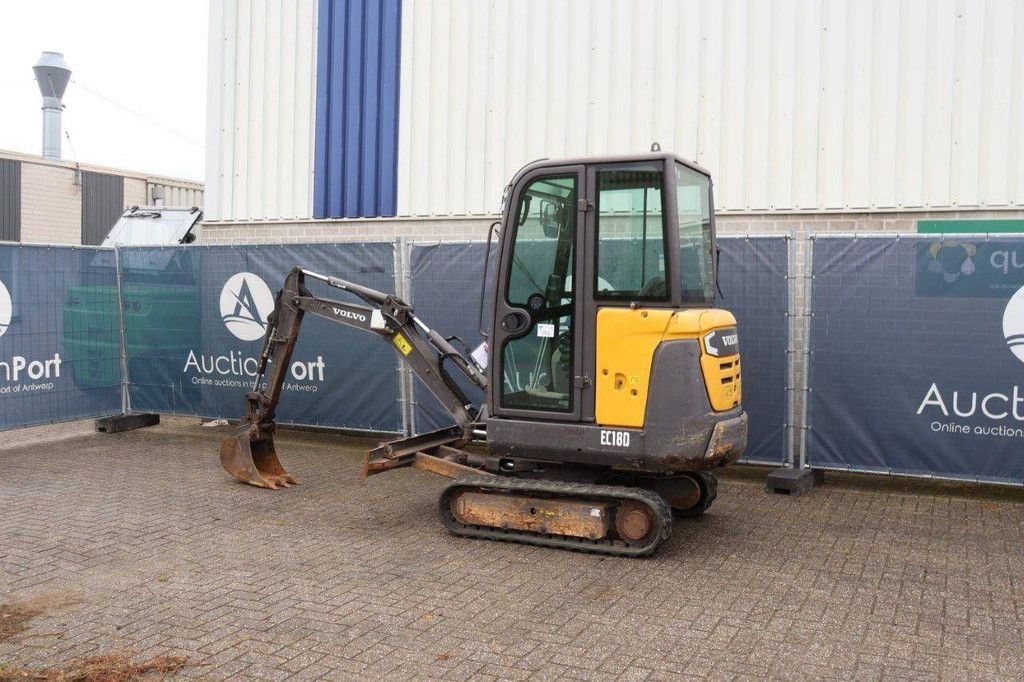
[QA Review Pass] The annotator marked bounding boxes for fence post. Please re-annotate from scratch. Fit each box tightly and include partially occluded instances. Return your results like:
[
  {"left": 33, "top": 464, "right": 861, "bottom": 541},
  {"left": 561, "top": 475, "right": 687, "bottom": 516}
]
[
  {"left": 94, "top": 246, "right": 159, "bottom": 434},
  {"left": 114, "top": 246, "right": 131, "bottom": 416},
  {"left": 783, "top": 233, "right": 796, "bottom": 467},
  {"left": 393, "top": 238, "right": 416, "bottom": 436},
  {"left": 765, "top": 232, "right": 822, "bottom": 495},
  {"left": 797, "top": 234, "right": 815, "bottom": 471}
]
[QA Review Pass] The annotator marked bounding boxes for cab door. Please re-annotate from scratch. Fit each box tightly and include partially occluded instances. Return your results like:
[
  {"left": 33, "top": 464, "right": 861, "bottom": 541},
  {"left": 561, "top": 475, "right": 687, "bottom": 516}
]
[
  {"left": 490, "top": 166, "right": 586, "bottom": 422},
  {"left": 581, "top": 161, "right": 675, "bottom": 423}
]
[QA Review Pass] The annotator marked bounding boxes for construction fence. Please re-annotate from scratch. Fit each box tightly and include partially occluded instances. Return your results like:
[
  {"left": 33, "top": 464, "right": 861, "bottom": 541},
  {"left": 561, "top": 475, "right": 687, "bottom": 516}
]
[
  {"left": 0, "top": 245, "right": 123, "bottom": 430},
  {"left": 121, "top": 243, "right": 402, "bottom": 433},
  {"left": 406, "top": 238, "right": 789, "bottom": 464},
  {"left": 0, "top": 235, "right": 1020, "bottom": 485},
  {"left": 804, "top": 235, "right": 1024, "bottom": 485}
]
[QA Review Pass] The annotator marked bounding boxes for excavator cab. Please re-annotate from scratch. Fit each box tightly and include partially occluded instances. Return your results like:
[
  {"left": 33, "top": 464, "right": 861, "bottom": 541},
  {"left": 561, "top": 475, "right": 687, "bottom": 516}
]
[
  {"left": 485, "top": 153, "right": 745, "bottom": 477},
  {"left": 220, "top": 151, "right": 746, "bottom": 557}
]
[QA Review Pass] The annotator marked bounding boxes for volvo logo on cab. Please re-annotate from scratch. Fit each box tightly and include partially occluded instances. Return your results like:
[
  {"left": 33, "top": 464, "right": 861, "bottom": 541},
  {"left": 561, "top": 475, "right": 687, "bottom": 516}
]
[{"left": 703, "top": 328, "right": 739, "bottom": 357}]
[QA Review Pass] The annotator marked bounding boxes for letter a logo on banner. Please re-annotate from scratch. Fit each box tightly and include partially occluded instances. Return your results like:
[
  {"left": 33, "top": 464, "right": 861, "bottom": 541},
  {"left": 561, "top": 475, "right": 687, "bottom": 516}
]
[
  {"left": 0, "top": 279, "right": 11, "bottom": 338},
  {"left": 220, "top": 272, "right": 275, "bottom": 341},
  {"left": 1003, "top": 285, "right": 1024, "bottom": 363}
]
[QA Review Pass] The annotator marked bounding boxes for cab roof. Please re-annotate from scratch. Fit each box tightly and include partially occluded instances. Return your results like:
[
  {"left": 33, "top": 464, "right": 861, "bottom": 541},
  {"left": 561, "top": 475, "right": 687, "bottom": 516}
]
[{"left": 511, "top": 152, "right": 711, "bottom": 190}]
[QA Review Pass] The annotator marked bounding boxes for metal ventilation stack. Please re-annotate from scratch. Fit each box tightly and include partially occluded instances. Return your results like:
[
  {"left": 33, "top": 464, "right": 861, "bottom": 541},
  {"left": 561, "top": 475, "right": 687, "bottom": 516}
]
[{"left": 32, "top": 51, "right": 71, "bottom": 160}]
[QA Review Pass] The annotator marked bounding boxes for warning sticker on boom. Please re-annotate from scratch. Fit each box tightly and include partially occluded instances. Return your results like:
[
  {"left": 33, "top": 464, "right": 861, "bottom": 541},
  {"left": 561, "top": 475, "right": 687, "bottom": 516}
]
[{"left": 392, "top": 333, "right": 413, "bottom": 356}]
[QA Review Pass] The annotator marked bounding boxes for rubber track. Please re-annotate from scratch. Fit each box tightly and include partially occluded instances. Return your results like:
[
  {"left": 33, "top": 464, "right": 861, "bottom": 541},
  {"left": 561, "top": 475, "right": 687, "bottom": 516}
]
[{"left": 438, "top": 477, "right": 673, "bottom": 557}]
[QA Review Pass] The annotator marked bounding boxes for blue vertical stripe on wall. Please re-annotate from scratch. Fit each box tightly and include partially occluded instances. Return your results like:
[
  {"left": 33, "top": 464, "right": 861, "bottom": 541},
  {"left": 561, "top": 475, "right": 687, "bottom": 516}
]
[{"left": 313, "top": 0, "right": 402, "bottom": 218}]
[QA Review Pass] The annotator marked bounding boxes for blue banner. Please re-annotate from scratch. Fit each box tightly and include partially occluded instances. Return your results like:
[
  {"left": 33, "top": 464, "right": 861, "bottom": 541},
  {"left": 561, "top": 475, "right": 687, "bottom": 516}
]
[
  {"left": 915, "top": 239, "right": 1024, "bottom": 298},
  {"left": 808, "top": 236, "right": 1024, "bottom": 484},
  {"left": 717, "top": 237, "right": 789, "bottom": 463},
  {"left": 408, "top": 242, "right": 494, "bottom": 434},
  {"left": 122, "top": 242, "right": 403, "bottom": 432},
  {"left": 408, "top": 237, "right": 789, "bottom": 464},
  {"left": 0, "top": 245, "right": 123, "bottom": 430}
]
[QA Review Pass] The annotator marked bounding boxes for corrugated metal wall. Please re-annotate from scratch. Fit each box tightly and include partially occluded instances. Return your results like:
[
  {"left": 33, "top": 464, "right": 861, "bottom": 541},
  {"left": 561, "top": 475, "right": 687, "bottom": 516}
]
[
  {"left": 205, "top": 0, "right": 318, "bottom": 221},
  {"left": 81, "top": 172, "right": 124, "bottom": 246},
  {"left": 0, "top": 159, "right": 19, "bottom": 242},
  {"left": 396, "top": 0, "right": 1024, "bottom": 216},
  {"left": 203, "top": 0, "right": 1024, "bottom": 220},
  {"left": 313, "top": 0, "right": 402, "bottom": 218},
  {"left": 147, "top": 180, "right": 204, "bottom": 209}
]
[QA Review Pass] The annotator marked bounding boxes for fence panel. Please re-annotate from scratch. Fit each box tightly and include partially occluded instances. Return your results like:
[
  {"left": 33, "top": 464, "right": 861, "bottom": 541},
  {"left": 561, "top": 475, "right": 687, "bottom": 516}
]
[
  {"left": 807, "top": 235, "right": 1024, "bottom": 484},
  {"left": 0, "top": 244, "right": 123, "bottom": 430},
  {"left": 717, "top": 236, "right": 790, "bottom": 463},
  {"left": 408, "top": 242, "right": 494, "bottom": 433},
  {"left": 122, "top": 242, "right": 403, "bottom": 433},
  {"left": 408, "top": 237, "right": 789, "bottom": 464}
]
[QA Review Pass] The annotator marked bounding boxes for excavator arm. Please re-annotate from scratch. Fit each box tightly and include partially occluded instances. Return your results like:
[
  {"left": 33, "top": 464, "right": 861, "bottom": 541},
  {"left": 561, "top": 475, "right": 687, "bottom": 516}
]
[{"left": 219, "top": 267, "right": 489, "bottom": 489}]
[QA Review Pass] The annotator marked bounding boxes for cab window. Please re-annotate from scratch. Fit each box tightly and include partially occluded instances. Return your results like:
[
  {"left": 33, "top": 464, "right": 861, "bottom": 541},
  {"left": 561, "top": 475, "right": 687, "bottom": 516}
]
[
  {"left": 594, "top": 167, "right": 668, "bottom": 301},
  {"left": 676, "top": 163, "right": 714, "bottom": 304},
  {"left": 500, "top": 174, "right": 577, "bottom": 412}
]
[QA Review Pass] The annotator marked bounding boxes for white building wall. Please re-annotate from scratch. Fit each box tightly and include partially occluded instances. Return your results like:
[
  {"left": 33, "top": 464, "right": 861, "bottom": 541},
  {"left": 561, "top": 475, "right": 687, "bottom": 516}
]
[
  {"left": 205, "top": 0, "right": 318, "bottom": 221},
  {"left": 396, "top": 0, "right": 1024, "bottom": 216}
]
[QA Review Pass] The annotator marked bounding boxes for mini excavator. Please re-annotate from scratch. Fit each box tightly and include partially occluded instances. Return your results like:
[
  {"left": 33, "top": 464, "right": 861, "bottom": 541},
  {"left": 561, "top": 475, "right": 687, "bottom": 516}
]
[{"left": 221, "top": 151, "right": 747, "bottom": 557}]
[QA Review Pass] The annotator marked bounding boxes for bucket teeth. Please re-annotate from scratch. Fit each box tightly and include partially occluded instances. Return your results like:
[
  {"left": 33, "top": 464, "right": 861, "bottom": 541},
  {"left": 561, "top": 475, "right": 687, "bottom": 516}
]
[{"left": 219, "top": 432, "right": 299, "bottom": 490}]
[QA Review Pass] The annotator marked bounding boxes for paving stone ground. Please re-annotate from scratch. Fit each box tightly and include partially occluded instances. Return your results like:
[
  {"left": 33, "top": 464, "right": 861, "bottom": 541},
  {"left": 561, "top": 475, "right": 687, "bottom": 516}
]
[{"left": 1, "top": 416, "right": 1023, "bottom": 680}]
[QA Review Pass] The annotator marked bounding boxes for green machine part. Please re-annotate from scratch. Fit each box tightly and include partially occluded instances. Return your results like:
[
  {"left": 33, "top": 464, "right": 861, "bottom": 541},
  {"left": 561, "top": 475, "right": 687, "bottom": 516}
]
[
  {"left": 63, "top": 284, "right": 200, "bottom": 391},
  {"left": 917, "top": 219, "right": 1024, "bottom": 234}
]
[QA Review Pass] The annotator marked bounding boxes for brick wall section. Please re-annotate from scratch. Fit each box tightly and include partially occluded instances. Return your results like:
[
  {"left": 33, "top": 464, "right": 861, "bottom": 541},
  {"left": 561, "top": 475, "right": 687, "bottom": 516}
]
[
  {"left": 123, "top": 177, "right": 147, "bottom": 208},
  {"left": 19, "top": 162, "right": 82, "bottom": 244},
  {"left": 200, "top": 216, "right": 497, "bottom": 244},
  {"left": 200, "top": 209, "right": 1024, "bottom": 245},
  {"left": 201, "top": 209, "right": 1024, "bottom": 464}
]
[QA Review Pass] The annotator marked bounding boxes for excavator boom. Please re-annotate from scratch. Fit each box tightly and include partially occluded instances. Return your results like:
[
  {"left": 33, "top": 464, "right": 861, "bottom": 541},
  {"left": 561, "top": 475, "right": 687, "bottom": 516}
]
[{"left": 219, "top": 267, "right": 487, "bottom": 489}]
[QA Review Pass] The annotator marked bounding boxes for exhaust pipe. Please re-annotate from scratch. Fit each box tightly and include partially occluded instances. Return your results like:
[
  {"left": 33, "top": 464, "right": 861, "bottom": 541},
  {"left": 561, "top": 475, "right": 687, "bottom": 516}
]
[{"left": 32, "top": 51, "right": 71, "bottom": 161}]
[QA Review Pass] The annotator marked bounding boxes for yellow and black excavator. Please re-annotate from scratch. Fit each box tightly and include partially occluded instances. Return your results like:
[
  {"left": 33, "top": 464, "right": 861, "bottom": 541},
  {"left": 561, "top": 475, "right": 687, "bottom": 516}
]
[{"left": 220, "top": 151, "right": 746, "bottom": 556}]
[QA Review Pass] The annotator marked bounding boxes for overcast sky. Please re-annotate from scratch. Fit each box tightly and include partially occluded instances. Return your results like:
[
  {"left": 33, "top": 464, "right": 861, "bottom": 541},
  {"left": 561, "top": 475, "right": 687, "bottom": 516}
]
[{"left": 0, "top": 0, "right": 208, "bottom": 181}]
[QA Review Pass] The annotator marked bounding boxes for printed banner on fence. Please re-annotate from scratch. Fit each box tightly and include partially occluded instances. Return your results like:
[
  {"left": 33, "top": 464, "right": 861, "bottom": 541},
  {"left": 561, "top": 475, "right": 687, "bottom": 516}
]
[
  {"left": 0, "top": 245, "right": 123, "bottom": 430},
  {"left": 716, "top": 237, "right": 789, "bottom": 463},
  {"left": 408, "top": 242, "right": 494, "bottom": 434},
  {"left": 409, "top": 237, "right": 788, "bottom": 464},
  {"left": 808, "top": 236, "right": 1024, "bottom": 483},
  {"left": 123, "top": 243, "right": 402, "bottom": 432}
]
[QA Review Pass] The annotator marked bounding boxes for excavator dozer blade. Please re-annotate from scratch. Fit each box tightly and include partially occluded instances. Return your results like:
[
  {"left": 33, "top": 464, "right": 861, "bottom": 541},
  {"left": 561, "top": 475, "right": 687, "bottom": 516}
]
[{"left": 219, "top": 430, "right": 299, "bottom": 490}]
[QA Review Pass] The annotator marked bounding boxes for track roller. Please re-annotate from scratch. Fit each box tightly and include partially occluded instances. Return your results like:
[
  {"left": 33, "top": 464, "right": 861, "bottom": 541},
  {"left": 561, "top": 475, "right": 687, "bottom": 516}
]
[
  {"left": 438, "top": 477, "right": 672, "bottom": 557},
  {"left": 647, "top": 472, "right": 717, "bottom": 518}
]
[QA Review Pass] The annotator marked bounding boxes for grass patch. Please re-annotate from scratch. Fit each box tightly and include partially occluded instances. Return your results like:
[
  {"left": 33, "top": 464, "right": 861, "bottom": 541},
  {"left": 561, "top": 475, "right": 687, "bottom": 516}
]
[
  {"left": 0, "top": 595, "right": 80, "bottom": 645},
  {"left": 0, "top": 653, "right": 191, "bottom": 681}
]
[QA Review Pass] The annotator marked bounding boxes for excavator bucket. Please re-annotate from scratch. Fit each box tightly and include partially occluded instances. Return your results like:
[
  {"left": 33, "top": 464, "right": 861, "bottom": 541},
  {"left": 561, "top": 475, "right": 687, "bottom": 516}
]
[{"left": 219, "top": 429, "right": 298, "bottom": 490}]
